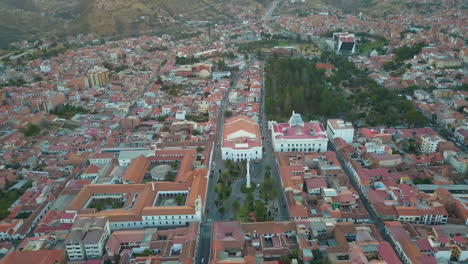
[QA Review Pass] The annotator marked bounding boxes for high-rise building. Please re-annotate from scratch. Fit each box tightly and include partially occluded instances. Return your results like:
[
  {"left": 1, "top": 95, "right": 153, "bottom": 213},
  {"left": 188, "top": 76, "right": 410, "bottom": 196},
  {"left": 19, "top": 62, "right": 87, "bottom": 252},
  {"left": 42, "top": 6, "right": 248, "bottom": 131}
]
[{"left": 88, "top": 66, "right": 110, "bottom": 87}]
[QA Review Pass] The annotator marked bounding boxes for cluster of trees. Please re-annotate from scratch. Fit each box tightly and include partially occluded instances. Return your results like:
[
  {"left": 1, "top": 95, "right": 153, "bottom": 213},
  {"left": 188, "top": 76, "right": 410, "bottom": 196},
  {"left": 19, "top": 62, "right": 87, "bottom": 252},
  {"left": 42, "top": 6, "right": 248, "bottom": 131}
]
[
  {"left": 413, "top": 177, "right": 433, "bottom": 185},
  {"left": 232, "top": 165, "right": 277, "bottom": 222},
  {"left": 186, "top": 113, "right": 209, "bottom": 123},
  {"left": 102, "top": 61, "right": 128, "bottom": 73},
  {"left": 161, "top": 84, "right": 184, "bottom": 97},
  {"left": 264, "top": 56, "right": 348, "bottom": 121},
  {"left": 259, "top": 166, "right": 278, "bottom": 202},
  {"left": 232, "top": 192, "right": 269, "bottom": 222},
  {"left": 88, "top": 198, "right": 124, "bottom": 211},
  {"left": 50, "top": 103, "right": 87, "bottom": 119},
  {"left": 165, "top": 171, "right": 176, "bottom": 181},
  {"left": 14, "top": 211, "right": 32, "bottom": 219},
  {"left": 175, "top": 194, "right": 185, "bottom": 206},
  {"left": 145, "top": 46, "right": 168, "bottom": 52},
  {"left": 22, "top": 123, "right": 40, "bottom": 137},
  {"left": 224, "top": 110, "right": 233, "bottom": 118},
  {"left": 265, "top": 52, "right": 429, "bottom": 127},
  {"left": 216, "top": 161, "right": 246, "bottom": 214},
  {"left": 222, "top": 52, "right": 237, "bottom": 59},
  {"left": 175, "top": 56, "right": 200, "bottom": 65},
  {"left": 0, "top": 182, "right": 31, "bottom": 220},
  {"left": 213, "top": 59, "right": 238, "bottom": 72},
  {"left": 1, "top": 78, "right": 26, "bottom": 87},
  {"left": 394, "top": 42, "right": 426, "bottom": 62},
  {"left": 382, "top": 61, "right": 407, "bottom": 72}
]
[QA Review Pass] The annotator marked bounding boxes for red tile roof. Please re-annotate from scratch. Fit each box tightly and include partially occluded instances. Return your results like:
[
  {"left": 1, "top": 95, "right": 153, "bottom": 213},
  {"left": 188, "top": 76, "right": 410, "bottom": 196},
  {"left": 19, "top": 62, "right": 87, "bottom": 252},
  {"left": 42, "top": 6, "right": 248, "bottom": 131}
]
[{"left": 0, "top": 250, "right": 65, "bottom": 264}]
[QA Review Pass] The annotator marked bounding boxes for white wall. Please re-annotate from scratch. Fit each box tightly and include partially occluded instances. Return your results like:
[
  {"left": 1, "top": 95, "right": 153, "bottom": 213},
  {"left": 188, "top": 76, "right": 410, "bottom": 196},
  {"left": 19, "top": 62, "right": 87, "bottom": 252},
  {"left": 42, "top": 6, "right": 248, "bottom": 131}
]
[
  {"left": 221, "top": 146, "right": 262, "bottom": 161},
  {"left": 109, "top": 214, "right": 200, "bottom": 231},
  {"left": 272, "top": 138, "right": 328, "bottom": 152},
  {"left": 326, "top": 126, "right": 354, "bottom": 144}
]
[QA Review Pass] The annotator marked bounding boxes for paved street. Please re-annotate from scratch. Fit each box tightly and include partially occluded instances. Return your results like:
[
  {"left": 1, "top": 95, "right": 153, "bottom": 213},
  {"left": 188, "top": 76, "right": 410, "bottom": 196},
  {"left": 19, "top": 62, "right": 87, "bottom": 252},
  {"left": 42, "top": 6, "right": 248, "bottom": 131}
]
[
  {"left": 259, "top": 59, "right": 290, "bottom": 221},
  {"left": 195, "top": 55, "right": 293, "bottom": 263},
  {"left": 195, "top": 59, "right": 255, "bottom": 264},
  {"left": 331, "top": 142, "right": 404, "bottom": 262},
  {"left": 262, "top": 0, "right": 281, "bottom": 21}
]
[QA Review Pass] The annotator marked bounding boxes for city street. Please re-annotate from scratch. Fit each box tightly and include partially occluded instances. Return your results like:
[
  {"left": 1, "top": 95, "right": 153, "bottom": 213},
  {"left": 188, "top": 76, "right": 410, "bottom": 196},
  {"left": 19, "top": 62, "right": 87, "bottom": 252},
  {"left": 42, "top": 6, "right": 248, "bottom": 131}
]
[
  {"left": 195, "top": 58, "right": 255, "bottom": 264},
  {"left": 195, "top": 56, "right": 293, "bottom": 263}
]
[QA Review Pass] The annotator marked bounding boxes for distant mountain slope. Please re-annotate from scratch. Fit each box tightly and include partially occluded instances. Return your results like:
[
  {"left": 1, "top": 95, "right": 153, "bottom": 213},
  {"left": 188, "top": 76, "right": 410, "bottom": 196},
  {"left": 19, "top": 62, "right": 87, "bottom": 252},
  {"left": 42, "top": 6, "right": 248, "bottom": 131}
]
[
  {"left": 72, "top": 0, "right": 241, "bottom": 34},
  {"left": 0, "top": 0, "right": 250, "bottom": 48},
  {"left": 0, "top": 3, "right": 65, "bottom": 48}
]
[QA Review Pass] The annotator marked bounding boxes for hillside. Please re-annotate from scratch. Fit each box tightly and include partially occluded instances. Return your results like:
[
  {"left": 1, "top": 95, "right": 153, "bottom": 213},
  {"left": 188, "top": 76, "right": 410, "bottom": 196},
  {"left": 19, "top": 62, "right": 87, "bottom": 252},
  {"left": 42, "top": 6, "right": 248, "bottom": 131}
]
[
  {"left": 71, "top": 0, "right": 237, "bottom": 36},
  {"left": 0, "top": 0, "right": 257, "bottom": 48},
  {"left": 285, "top": 0, "right": 463, "bottom": 16},
  {"left": 0, "top": 2, "right": 65, "bottom": 48}
]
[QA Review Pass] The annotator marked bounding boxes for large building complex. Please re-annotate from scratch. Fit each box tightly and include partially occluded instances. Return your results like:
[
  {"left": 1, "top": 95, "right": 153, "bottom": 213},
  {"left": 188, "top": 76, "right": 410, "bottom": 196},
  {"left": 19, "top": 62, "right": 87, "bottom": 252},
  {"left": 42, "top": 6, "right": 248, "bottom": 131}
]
[
  {"left": 221, "top": 115, "right": 262, "bottom": 161},
  {"left": 66, "top": 177, "right": 206, "bottom": 230},
  {"left": 269, "top": 111, "right": 328, "bottom": 152}
]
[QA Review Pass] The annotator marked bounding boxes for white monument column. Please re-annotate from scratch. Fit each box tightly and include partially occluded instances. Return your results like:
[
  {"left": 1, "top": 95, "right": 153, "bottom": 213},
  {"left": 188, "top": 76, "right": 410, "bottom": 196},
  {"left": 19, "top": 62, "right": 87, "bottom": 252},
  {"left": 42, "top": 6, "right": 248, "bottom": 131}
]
[{"left": 246, "top": 160, "right": 251, "bottom": 188}]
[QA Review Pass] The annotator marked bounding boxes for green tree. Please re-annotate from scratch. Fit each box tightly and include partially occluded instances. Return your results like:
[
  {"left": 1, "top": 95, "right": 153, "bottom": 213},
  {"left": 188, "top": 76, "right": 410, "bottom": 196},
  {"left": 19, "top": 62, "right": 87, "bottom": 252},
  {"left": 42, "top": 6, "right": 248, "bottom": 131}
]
[
  {"left": 23, "top": 124, "right": 40, "bottom": 137},
  {"left": 218, "top": 207, "right": 225, "bottom": 215},
  {"left": 224, "top": 110, "right": 233, "bottom": 118},
  {"left": 175, "top": 194, "right": 184, "bottom": 206},
  {"left": 220, "top": 172, "right": 230, "bottom": 185},
  {"left": 405, "top": 109, "right": 428, "bottom": 128},
  {"left": 254, "top": 200, "right": 267, "bottom": 221},
  {"left": 165, "top": 171, "right": 175, "bottom": 181},
  {"left": 232, "top": 200, "right": 240, "bottom": 218}
]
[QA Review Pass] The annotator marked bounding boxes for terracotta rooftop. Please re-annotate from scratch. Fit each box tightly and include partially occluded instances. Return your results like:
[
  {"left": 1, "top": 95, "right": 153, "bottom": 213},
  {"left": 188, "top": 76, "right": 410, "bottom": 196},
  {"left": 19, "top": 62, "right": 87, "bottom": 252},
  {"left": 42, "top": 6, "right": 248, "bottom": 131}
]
[{"left": 0, "top": 250, "right": 65, "bottom": 264}]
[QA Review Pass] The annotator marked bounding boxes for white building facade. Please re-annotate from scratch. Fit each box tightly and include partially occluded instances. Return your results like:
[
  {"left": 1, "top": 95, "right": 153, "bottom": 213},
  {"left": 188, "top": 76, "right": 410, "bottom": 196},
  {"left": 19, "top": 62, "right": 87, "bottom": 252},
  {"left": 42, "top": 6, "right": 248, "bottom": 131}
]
[
  {"left": 421, "top": 135, "right": 444, "bottom": 154},
  {"left": 221, "top": 115, "right": 262, "bottom": 162},
  {"left": 269, "top": 112, "right": 328, "bottom": 153},
  {"left": 326, "top": 119, "right": 354, "bottom": 144}
]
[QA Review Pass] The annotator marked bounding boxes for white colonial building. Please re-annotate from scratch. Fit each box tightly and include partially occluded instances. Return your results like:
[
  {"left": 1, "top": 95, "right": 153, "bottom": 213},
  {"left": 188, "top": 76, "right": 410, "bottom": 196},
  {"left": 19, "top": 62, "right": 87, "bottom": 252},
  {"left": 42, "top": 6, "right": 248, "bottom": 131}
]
[
  {"left": 222, "top": 115, "right": 262, "bottom": 161},
  {"left": 326, "top": 119, "right": 354, "bottom": 143},
  {"left": 269, "top": 112, "right": 328, "bottom": 152}
]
